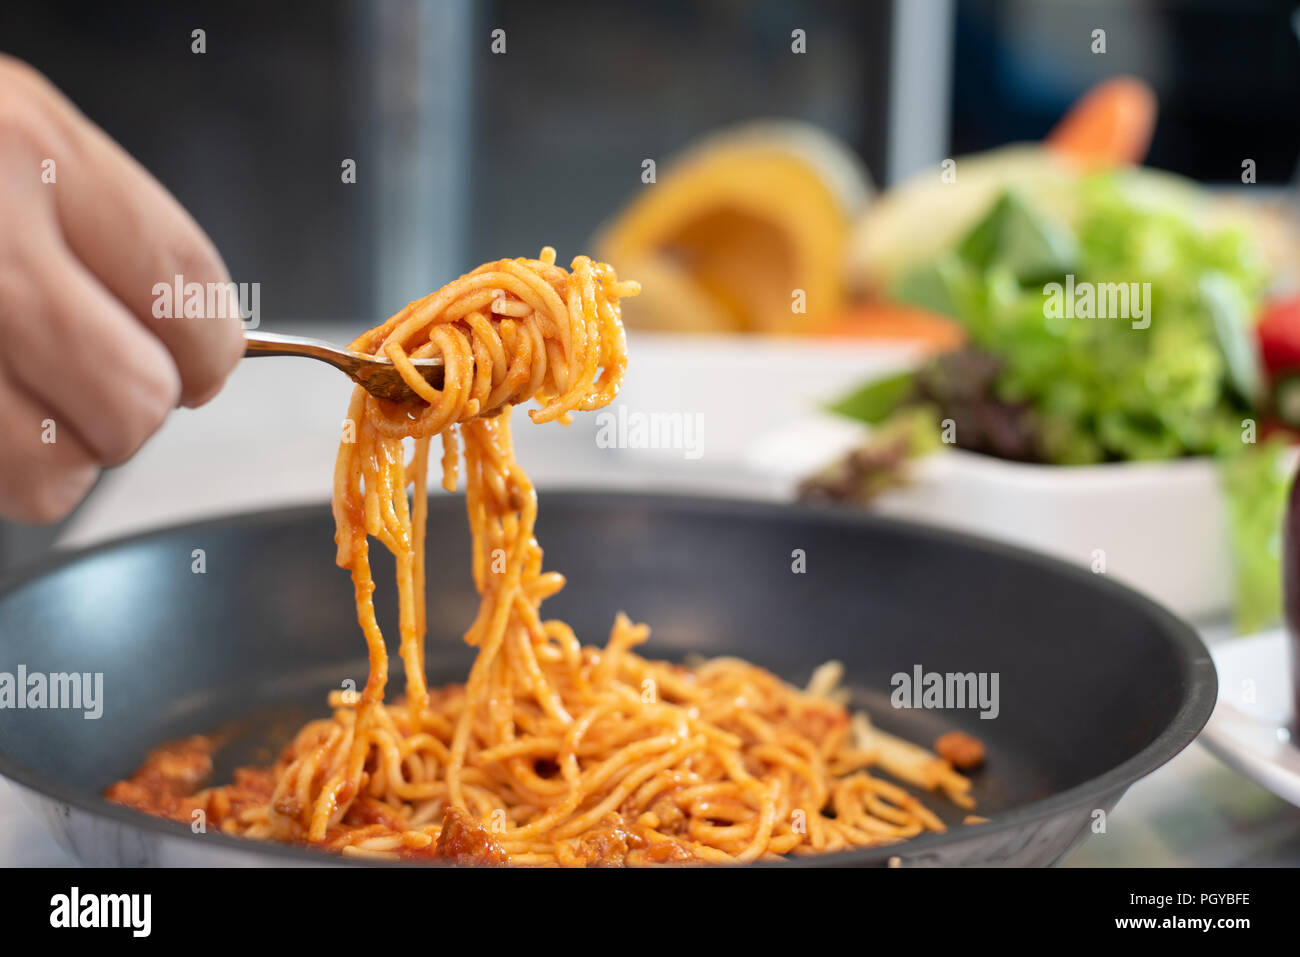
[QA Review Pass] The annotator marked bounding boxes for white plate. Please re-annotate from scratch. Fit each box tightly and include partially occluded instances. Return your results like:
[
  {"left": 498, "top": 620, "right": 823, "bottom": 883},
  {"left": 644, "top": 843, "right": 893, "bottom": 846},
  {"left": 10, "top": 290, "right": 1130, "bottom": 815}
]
[
  {"left": 1200, "top": 630, "right": 1300, "bottom": 807},
  {"left": 612, "top": 332, "right": 922, "bottom": 464}
]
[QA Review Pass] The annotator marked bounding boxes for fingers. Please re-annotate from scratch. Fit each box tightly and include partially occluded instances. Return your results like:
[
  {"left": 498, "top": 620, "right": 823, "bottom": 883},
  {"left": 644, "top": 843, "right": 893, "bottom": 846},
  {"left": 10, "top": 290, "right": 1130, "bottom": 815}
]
[
  {"left": 2, "top": 238, "right": 181, "bottom": 467},
  {"left": 0, "top": 57, "right": 242, "bottom": 524},
  {"left": 1, "top": 56, "right": 245, "bottom": 408},
  {"left": 0, "top": 367, "right": 100, "bottom": 524},
  {"left": 52, "top": 117, "right": 246, "bottom": 408}
]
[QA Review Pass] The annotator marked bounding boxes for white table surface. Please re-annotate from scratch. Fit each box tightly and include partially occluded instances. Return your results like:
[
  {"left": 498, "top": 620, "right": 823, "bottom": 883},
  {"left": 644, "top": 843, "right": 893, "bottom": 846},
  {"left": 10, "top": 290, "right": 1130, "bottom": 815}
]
[{"left": 4, "top": 326, "right": 1296, "bottom": 866}]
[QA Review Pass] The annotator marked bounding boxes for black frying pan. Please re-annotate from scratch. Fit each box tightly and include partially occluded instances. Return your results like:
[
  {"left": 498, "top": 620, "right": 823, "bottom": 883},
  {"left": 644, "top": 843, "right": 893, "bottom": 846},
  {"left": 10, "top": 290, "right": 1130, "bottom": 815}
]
[{"left": 0, "top": 493, "right": 1216, "bottom": 866}]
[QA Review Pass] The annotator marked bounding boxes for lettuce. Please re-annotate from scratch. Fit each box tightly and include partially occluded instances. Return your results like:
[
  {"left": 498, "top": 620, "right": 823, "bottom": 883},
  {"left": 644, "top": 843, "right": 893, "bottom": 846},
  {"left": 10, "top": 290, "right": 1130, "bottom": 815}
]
[
  {"left": 1220, "top": 439, "right": 1289, "bottom": 633},
  {"left": 840, "top": 174, "right": 1282, "bottom": 626}
]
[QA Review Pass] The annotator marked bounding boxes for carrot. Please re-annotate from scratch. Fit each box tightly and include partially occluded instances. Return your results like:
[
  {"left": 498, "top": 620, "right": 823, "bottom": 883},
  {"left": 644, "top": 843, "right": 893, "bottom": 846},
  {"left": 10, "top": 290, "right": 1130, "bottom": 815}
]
[
  {"left": 816, "top": 302, "right": 965, "bottom": 352},
  {"left": 1046, "top": 76, "right": 1157, "bottom": 170}
]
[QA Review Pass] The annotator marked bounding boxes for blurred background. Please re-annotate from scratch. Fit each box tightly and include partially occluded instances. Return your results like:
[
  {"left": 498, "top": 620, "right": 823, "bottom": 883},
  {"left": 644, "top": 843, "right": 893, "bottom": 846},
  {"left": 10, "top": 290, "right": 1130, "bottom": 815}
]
[
  {"left": 0, "top": 0, "right": 1295, "bottom": 328},
  {"left": 0, "top": 0, "right": 1297, "bottom": 600},
  {"left": 0, "top": 0, "right": 1295, "bottom": 583},
  {"left": 2, "top": 0, "right": 1300, "bottom": 866}
]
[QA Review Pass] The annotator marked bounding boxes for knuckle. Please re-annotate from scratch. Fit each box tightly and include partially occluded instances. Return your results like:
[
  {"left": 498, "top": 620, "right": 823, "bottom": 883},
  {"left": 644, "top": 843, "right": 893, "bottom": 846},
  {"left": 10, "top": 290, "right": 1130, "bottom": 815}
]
[
  {"left": 0, "top": 54, "right": 49, "bottom": 102},
  {"left": 142, "top": 373, "right": 182, "bottom": 428},
  {"left": 0, "top": 87, "right": 47, "bottom": 155},
  {"left": 182, "top": 316, "right": 245, "bottom": 406},
  {"left": 101, "top": 371, "right": 178, "bottom": 467},
  {"left": 147, "top": 350, "right": 185, "bottom": 411},
  {"left": 0, "top": 54, "right": 50, "bottom": 91},
  {"left": 0, "top": 60, "right": 59, "bottom": 151},
  {"left": 18, "top": 278, "right": 78, "bottom": 351},
  {"left": 97, "top": 422, "right": 151, "bottom": 468},
  {"left": 167, "top": 229, "right": 226, "bottom": 288},
  {"left": 0, "top": 259, "right": 41, "bottom": 328},
  {"left": 122, "top": 407, "right": 168, "bottom": 462}
]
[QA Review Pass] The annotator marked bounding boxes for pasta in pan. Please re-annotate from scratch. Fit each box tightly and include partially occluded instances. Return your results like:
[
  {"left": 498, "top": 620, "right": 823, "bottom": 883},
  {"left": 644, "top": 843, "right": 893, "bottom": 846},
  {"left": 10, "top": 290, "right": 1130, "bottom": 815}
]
[{"left": 108, "top": 249, "right": 977, "bottom": 865}]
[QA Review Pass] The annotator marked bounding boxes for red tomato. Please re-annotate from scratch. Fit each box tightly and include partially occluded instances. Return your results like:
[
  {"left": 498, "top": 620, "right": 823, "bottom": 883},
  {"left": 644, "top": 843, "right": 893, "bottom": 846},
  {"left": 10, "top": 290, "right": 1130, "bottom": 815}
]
[{"left": 1258, "top": 295, "right": 1300, "bottom": 374}]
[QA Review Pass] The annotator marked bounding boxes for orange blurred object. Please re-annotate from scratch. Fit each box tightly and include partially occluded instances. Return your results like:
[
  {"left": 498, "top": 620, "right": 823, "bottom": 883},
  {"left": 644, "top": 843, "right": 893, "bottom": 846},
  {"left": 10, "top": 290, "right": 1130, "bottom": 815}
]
[
  {"left": 1046, "top": 76, "right": 1157, "bottom": 170},
  {"left": 817, "top": 302, "right": 965, "bottom": 352}
]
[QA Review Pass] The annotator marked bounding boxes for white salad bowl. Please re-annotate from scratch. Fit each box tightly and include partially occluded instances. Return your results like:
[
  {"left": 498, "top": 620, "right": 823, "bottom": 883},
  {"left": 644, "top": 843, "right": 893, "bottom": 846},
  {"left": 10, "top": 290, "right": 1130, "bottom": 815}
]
[{"left": 746, "top": 413, "right": 1233, "bottom": 621}]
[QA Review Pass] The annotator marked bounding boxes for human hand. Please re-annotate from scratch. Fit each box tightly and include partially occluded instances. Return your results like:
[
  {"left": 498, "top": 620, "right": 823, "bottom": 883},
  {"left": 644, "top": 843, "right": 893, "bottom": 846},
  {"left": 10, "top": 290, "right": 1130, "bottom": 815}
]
[{"left": 0, "top": 55, "right": 244, "bottom": 523}]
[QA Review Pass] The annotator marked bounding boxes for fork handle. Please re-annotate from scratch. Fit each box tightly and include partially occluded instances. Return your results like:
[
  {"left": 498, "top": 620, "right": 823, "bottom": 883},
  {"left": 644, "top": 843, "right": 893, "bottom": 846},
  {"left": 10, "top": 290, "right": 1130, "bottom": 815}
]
[{"left": 243, "top": 330, "right": 354, "bottom": 365}]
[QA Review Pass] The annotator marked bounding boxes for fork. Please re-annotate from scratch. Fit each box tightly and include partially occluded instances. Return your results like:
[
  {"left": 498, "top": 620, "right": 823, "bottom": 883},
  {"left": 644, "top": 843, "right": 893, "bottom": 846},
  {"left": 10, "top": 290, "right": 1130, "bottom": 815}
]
[{"left": 244, "top": 331, "right": 444, "bottom": 403}]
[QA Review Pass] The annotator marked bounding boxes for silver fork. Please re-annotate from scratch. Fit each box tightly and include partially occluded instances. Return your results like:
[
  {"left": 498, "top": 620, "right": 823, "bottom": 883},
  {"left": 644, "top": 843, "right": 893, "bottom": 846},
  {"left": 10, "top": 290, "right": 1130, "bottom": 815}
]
[{"left": 244, "top": 331, "right": 444, "bottom": 403}]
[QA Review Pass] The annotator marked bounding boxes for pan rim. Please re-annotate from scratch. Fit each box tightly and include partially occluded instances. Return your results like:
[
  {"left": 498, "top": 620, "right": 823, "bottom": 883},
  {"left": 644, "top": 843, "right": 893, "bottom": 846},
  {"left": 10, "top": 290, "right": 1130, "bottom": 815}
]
[{"left": 0, "top": 490, "right": 1219, "bottom": 867}]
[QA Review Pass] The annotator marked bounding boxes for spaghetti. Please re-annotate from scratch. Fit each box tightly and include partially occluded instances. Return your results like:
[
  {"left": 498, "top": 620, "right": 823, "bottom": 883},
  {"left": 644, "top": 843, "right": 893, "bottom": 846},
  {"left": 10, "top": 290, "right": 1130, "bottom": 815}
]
[{"left": 108, "top": 249, "right": 976, "bottom": 865}]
